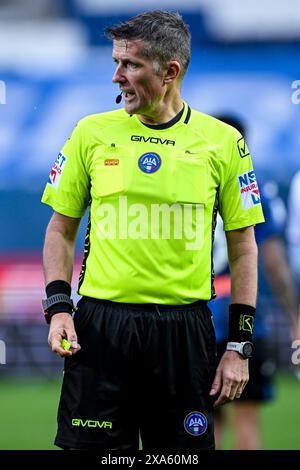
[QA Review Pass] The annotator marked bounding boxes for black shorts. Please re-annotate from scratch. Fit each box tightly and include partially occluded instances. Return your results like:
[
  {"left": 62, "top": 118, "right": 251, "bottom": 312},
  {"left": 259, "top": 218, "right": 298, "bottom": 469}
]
[
  {"left": 55, "top": 297, "right": 217, "bottom": 450},
  {"left": 217, "top": 339, "right": 275, "bottom": 402}
]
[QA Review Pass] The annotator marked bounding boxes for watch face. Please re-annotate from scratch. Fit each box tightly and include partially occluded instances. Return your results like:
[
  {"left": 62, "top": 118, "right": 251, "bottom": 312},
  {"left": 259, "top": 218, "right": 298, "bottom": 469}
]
[{"left": 243, "top": 342, "right": 254, "bottom": 358}]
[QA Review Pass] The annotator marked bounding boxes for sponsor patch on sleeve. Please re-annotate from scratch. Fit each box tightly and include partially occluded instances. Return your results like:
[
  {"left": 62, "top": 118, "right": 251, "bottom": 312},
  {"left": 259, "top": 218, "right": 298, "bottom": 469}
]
[
  {"left": 237, "top": 137, "right": 250, "bottom": 158},
  {"left": 48, "top": 152, "right": 67, "bottom": 189},
  {"left": 238, "top": 170, "right": 261, "bottom": 209}
]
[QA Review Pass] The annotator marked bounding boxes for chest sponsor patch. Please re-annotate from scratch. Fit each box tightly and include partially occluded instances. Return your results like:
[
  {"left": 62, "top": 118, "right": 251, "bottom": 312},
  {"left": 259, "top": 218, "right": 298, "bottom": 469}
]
[
  {"left": 105, "top": 159, "right": 119, "bottom": 166},
  {"left": 138, "top": 152, "right": 161, "bottom": 174},
  {"left": 48, "top": 152, "right": 67, "bottom": 189},
  {"left": 238, "top": 170, "right": 261, "bottom": 209}
]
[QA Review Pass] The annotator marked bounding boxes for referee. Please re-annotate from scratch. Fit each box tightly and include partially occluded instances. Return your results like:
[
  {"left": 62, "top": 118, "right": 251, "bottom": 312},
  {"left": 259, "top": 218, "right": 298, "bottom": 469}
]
[{"left": 42, "top": 11, "right": 265, "bottom": 450}]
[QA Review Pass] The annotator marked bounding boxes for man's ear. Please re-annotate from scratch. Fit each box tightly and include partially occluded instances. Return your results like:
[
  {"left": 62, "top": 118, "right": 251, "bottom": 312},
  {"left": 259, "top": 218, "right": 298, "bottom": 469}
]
[{"left": 163, "top": 60, "right": 181, "bottom": 84}]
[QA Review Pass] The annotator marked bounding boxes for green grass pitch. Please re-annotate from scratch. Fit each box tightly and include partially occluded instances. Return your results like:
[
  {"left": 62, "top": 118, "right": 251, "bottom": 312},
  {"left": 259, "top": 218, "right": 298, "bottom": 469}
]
[{"left": 0, "top": 372, "right": 299, "bottom": 449}]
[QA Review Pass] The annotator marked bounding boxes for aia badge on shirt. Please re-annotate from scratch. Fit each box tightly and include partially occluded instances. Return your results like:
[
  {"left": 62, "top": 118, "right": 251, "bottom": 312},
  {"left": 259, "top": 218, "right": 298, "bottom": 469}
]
[
  {"left": 138, "top": 152, "right": 161, "bottom": 173},
  {"left": 238, "top": 170, "right": 261, "bottom": 209},
  {"left": 48, "top": 152, "right": 67, "bottom": 189}
]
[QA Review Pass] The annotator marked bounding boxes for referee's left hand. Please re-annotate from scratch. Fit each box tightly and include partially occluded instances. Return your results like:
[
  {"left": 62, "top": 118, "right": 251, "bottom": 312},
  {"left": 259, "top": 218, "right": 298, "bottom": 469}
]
[{"left": 209, "top": 350, "right": 249, "bottom": 408}]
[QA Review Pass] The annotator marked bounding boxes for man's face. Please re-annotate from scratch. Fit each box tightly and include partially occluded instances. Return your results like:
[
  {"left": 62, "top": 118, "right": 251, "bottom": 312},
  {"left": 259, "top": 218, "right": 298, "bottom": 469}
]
[{"left": 112, "top": 39, "right": 165, "bottom": 117}]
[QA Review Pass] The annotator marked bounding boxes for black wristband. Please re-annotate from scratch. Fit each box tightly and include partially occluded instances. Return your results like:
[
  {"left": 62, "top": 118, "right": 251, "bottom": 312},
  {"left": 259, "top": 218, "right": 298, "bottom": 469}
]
[
  {"left": 228, "top": 303, "right": 256, "bottom": 342},
  {"left": 46, "top": 280, "right": 71, "bottom": 298},
  {"left": 43, "top": 280, "right": 73, "bottom": 324}
]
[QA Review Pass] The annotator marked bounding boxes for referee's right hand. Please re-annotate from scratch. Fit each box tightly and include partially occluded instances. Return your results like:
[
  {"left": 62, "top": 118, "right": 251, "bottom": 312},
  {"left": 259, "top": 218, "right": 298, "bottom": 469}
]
[{"left": 48, "top": 312, "right": 81, "bottom": 357}]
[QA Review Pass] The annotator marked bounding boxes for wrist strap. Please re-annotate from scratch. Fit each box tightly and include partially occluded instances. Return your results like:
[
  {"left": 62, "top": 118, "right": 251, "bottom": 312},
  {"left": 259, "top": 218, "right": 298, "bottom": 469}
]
[
  {"left": 43, "top": 280, "right": 74, "bottom": 324},
  {"left": 228, "top": 303, "right": 256, "bottom": 342},
  {"left": 42, "top": 294, "right": 74, "bottom": 312}
]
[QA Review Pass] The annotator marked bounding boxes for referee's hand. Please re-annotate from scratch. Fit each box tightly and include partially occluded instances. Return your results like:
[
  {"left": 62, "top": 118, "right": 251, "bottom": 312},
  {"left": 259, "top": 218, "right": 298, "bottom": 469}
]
[
  {"left": 48, "top": 312, "right": 81, "bottom": 357},
  {"left": 209, "top": 350, "right": 249, "bottom": 408}
]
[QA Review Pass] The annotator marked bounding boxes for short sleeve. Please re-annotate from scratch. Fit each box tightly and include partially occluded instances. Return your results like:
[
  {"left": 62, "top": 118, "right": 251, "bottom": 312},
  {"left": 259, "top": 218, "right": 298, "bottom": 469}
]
[
  {"left": 219, "top": 131, "right": 265, "bottom": 231},
  {"left": 41, "top": 122, "right": 90, "bottom": 218}
]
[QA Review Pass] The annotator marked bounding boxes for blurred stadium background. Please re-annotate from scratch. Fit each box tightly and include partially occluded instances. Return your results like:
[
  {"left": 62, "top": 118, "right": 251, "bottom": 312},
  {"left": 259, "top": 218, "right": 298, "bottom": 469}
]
[{"left": 0, "top": 0, "right": 300, "bottom": 449}]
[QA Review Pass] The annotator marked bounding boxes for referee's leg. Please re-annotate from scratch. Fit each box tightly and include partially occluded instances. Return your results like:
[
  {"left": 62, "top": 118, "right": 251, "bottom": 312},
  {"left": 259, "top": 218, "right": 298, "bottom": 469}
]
[
  {"left": 54, "top": 297, "right": 140, "bottom": 450},
  {"left": 139, "top": 303, "right": 217, "bottom": 450}
]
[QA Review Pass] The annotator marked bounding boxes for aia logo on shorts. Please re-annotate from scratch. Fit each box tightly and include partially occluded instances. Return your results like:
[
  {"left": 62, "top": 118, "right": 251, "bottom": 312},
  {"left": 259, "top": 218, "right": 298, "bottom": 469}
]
[
  {"left": 184, "top": 411, "right": 208, "bottom": 436},
  {"left": 138, "top": 152, "right": 161, "bottom": 173}
]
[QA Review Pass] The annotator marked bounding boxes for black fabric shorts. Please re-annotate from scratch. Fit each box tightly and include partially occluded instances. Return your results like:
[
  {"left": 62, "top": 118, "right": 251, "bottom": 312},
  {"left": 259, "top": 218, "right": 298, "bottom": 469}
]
[
  {"left": 217, "top": 339, "right": 275, "bottom": 402},
  {"left": 55, "top": 297, "right": 217, "bottom": 450}
]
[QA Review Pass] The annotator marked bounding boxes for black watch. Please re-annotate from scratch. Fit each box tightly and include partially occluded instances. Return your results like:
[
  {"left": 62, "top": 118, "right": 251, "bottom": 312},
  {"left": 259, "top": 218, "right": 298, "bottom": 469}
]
[
  {"left": 226, "top": 341, "right": 254, "bottom": 359},
  {"left": 42, "top": 293, "right": 74, "bottom": 313}
]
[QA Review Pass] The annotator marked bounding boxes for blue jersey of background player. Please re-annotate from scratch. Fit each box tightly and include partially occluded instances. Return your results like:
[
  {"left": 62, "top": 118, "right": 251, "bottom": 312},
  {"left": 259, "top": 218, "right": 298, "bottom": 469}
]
[{"left": 211, "top": 187, "right": 281, "bottom": 343}]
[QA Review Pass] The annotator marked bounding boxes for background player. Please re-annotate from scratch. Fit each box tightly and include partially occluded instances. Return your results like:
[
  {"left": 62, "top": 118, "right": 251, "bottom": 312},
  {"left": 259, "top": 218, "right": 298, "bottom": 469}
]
[
  {"left": 286, "top": 168, "right": 300, "bottom": 291},
  {"left": 210, "top": 114, "right": 300, "bottom": 450}
]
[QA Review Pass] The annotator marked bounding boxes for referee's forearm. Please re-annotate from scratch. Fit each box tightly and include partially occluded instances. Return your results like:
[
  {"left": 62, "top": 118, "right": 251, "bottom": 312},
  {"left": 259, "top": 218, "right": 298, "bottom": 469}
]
[
  {"left": 229, "top": 252, "right": 258, "bottom": 307},
  {"left": 226, "top": 226, "right": 258, "bottom": 307},
  {"left": 43, "top": 229, "right": 75, "bottom": 285}
]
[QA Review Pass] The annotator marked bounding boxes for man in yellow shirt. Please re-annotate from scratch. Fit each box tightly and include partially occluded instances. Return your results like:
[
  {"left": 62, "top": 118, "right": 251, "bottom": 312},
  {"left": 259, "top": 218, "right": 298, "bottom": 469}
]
[{"left": 42, "top": 10, "right": 264, "bottom": 450}]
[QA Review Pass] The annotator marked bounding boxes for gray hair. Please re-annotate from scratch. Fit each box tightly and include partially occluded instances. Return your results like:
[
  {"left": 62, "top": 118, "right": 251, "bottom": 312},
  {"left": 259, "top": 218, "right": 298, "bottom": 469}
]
[{"left": 105, "top": 11, "right": 191, "bottom": 79}]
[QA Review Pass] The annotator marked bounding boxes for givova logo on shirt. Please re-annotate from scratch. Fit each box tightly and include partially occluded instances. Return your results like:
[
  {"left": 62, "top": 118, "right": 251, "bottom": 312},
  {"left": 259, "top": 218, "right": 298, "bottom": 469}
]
[
  {"left": 238, "top": 170, "right": 261, "bottom": 209},
  {"left": 48, "top": 152, "right": 67, "bottom": 189}
]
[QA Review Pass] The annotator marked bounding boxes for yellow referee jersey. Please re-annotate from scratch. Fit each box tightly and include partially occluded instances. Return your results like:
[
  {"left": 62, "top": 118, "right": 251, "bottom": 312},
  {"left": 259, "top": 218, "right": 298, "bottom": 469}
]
[{"left": 42, "top": 104, "right": 264, "bottom": 303}]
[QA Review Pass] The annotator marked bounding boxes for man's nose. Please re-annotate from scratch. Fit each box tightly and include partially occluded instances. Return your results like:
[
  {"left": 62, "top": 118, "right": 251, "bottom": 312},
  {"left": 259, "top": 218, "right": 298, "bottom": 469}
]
[{"left": 112, "top": 65, "right": 126, "bottom": 84}]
